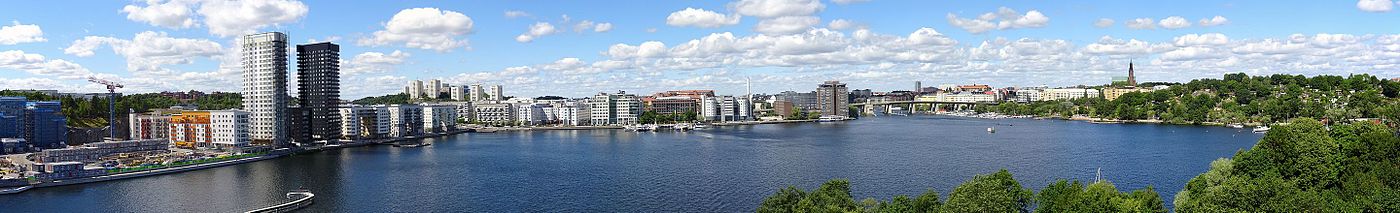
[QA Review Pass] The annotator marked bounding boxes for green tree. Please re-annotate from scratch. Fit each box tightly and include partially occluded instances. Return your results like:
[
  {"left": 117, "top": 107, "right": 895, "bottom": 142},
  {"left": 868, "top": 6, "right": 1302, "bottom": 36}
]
[{"left": 943, "top": 169, "right": 1033, "bottom": 213}]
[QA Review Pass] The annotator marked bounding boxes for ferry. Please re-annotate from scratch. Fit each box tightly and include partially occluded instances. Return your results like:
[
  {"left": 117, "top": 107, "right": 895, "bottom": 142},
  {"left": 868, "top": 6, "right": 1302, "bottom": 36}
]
[{"left": 1252, "top": 126, "right": 1270, "bottom": 133}]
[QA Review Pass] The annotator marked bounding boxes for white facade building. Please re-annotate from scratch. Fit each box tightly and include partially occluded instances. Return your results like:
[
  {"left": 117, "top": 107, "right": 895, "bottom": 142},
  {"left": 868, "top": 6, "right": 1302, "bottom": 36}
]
[
  {"left": 407, "top": 80, "right": 423, "bottom": 100},
  {"left": 423, "top": 105, "right": 458, "bottom": 133},
  {"left": 449, "top": 85, "right": 465, "bottom": 101},
  {"left": 935, "top": 93, "right": 998, "bottom": 103},
  {"left": 469, "top": 84, "right": 485, "bottom": 102},
  {"left": 339, "top": 106, "right": 390, "bottom": 140},
  {"left": 489, "top": 85, "right": 504, "bottom": 101},
  {"left": 1040, "top": 88, "right": 1100, "bottom": 101},
  {"left": 555, "top": 100, "right": 590, "bottom": 126},
  {"left": 589, "top": 92, "right": 641, "bottom": 125},
  {"left": 386, "top": 105, "right": 423, "bottom": 137},
  {"left": 702, "top": 96, "right": 752, "bottom": 122},
  {"left": 473, "top": 103, "right": 516, "bottom": 125},
  {"left": 425, "top": 79, "right": 442, "bottom": 99},
  {"left": 514, "top": 103, "right": 548, "bottom": 126},
  {"left": 240, "top": 32, "right": 289, "bottom": 147},
  {"left": 208, "top": 110, "right": 251, "bottom": 148}
]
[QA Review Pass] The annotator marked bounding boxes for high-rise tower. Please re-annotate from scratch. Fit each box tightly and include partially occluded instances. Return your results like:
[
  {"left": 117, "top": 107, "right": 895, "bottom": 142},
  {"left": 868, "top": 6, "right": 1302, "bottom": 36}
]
[
  {"left": 296, "top": 42, "right": 342, "bottom": 143},
  {"left": 241, "top": 32, "right": 289, "bottom": 147}
]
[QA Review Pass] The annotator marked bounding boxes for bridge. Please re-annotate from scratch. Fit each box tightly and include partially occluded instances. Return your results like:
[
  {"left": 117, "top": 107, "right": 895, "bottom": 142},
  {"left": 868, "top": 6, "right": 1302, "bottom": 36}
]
[{"left": 850, "top": 100, "right": 999, "bottom": 115}]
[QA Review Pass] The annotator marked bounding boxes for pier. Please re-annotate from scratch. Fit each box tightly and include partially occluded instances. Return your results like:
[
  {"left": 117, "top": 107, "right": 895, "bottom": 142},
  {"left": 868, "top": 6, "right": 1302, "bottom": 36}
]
[{"left": 245, "top": 190, "right": 315, "bottom": 213}]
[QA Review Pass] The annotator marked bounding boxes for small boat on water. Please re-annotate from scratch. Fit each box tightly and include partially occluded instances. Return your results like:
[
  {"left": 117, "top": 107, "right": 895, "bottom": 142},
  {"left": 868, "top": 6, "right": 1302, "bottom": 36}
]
[
  {"left": 987, "top": 127, "right": 996, "bottom": 133},
  {"left": 1226, "top": 123, "right": 1244, "bottom": 129},
  {"left": 1252, "top": 126, "right": 1270, "bottom": 133},
  {"left": 817, "top": 115, "right": 845, "bottom": 122}
]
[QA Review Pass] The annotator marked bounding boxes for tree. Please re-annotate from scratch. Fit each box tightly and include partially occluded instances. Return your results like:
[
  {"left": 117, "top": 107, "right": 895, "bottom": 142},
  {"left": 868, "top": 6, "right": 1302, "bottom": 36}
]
[{"left": 942, "top": 169, "right": 1033, "bottom": 213}]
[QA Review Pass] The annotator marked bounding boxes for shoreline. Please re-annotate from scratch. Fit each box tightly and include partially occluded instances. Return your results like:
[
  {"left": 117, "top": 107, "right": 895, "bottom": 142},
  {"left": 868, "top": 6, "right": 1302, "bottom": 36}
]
[{"left": 0, "top": 129, "right": 473, "bottom": 195}]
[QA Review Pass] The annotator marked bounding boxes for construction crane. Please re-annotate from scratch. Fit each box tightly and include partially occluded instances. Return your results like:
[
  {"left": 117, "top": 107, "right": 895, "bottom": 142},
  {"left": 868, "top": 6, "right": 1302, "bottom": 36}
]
[{"left": 87, "top": 77, "right": 124, "bottom": 141}]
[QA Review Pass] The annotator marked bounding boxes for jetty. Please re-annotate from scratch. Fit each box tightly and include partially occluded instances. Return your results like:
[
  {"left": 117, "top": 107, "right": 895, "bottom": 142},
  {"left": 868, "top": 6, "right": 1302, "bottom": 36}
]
[{"left": 245, "top": 189, "right": 315, "bottom": 213}]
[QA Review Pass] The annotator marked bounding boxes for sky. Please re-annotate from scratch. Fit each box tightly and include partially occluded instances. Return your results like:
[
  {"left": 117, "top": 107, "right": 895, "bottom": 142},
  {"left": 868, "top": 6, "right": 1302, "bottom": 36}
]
[{"left": 1, "top": 0, "right": 1399, "bottom": 99}]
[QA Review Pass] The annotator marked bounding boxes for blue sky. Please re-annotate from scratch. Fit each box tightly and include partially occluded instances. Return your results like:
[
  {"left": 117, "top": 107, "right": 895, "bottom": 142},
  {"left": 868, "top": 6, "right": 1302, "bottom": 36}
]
[{"left": 1, "top": 0, "right": 1399, "bottom": 99}]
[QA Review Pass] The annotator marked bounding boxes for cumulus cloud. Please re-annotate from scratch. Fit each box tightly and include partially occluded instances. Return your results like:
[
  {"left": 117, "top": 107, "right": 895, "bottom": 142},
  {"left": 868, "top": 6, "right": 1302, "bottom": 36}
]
[
  {"left": 946, "top": 7, "right": 1049, "bottom": 34},
  {"left": 343, "top": 50, "right": 410, "bottom": 76},
  {"left": 359, "top": 8, "right": 474, "bottom": 51},
  {"left": 1093, "top": 18, "right": 1114, "bottom": 28},
  {"left": 0, "top": 50, "right": 93, "bottom": 78},
  {"left": 730, "top": 0, "right": 825, "bottom": 18},
  {"left": 754, "top": 16, "right": 820, "bottom": 35},
  {"left": 0, "top": 21, "right": 45, "bottom": 45},
  {"left": 1198, "top": 16, "right": 1229, "bottom": 26},
  {"left": 832, "top": 0, "right": 870, "bottom": 4},
  {"left": 1357, "top": 0, "right": 1394, "bottom": 12},
  {"left": 594, "top": 23, "right": 613, "bottom": 32},
  {"left": 1158, "top": 16, "right": 1191, "bottom": 29},
  {"left": 1083, "top": 36, "right": 1174, "bottom": 56},
  {"left": 121, "top": 0, "right": 307, "bottom": 37},
  {"left": 516, "top": 22, "right": 558, "bottom": 43},
  {"left": 1125, "top": 18, "right": 1155, "bottom": 29},
  {"left": 1173, "top": 33, "right": 1230, "bottom": 46},
  {"left": 666, "top": 8, "right": 741, "bottom": 28},
  {"left": 63, "top": 31, "right": 223, "bottom": 73}
]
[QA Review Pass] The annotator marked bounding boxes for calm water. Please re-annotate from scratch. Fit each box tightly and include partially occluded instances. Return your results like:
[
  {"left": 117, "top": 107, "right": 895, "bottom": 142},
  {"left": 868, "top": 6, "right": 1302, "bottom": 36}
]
[{"left": 1, "top": 116, "right": 1261, "bottom": 212}]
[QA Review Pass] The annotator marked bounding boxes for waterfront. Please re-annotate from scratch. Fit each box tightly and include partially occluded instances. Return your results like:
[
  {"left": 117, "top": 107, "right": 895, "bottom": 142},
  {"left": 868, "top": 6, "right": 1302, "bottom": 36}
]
[{"left": 0, "top": 116, "right": 1261, "bottom": 212}]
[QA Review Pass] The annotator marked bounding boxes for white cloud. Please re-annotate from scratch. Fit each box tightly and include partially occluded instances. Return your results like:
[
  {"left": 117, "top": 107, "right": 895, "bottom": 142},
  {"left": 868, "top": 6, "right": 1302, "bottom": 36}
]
[
  {"left": 515, "top": 22, "right": 558, "bottom": 43},
  {"left": 594, "top": 23, "right": 613, "bottom": 32},
  {"left": 1093, "top": 18, "right": 1114, "bottom": 28},
  {"left": 0, "top": 21, "right": 45, "bottom": 45},
  {"left": 730, "top": 0, "right": 825, "bottom": 18},
  {"left": 197, "top": 0, "right": 309, "bottom": 37},
  {"left": 832, "top": 0, "right": 870, "bottom": 4},
  {"left": 344, "top": 50, "right": 410, "bottom": 76},
  {"left": 946, "top": 7, "right": 1049, "bottom": 34},
  {"left": 504, "top": 10, "right": 531, "bottom": 18},
  {"left": 1083, "top": 36, "right": 1175, "bottom": 56},
  {"left": 121, "top": 0, "right": 198, "bottom": 29},
  {"left": 1173, "top": 33, "right": 1230, "bottom": 46},
  {"left": 1357, "top": 0, "right": 1394, "bottom": 12},
  {"left": 754, "top": 16, "right": 820, "bottom": 35},
  {"left": 359, "top": 8, "right": 474, "bottom": 52},
  {"left": 666, "top": 8, "right": 742, "bottom": 28},
  {"left": 1198, "top": 16, "right": 1229, "bottom": 26},
  {"left": 1158, "top": 16, "right": 1191, "bottom": 29},
  {"left": 1160, "top": 47, "right": 1223, "bottom": 61},
  {"left": 827, "top": 19, "right": 861, "bottom": 30},
  {"left": 63, "top": 31, "right": 223, "bottom": 73},
  {"left": 1125, "top": 18, "right": 1155, "bottom": 29},
  {"left": 0, "top": 50, "right": 93, "bottom": 78},
  {"left": 0, "top": 77, "right": 70, "bottom": 91}
]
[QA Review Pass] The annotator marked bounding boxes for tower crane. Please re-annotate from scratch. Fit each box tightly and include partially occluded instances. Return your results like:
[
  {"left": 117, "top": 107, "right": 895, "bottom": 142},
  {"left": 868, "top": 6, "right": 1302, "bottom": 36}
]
[{"left": 87, "top": 77, "right": 124, "bottom": 141}]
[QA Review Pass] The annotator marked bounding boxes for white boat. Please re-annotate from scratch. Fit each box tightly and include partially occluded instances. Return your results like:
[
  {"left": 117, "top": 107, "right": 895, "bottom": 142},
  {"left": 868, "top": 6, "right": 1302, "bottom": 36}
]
[
  {"left": 1252, "top": 126, "right": 1270, "bottom": 133},
  {"left": 987, "top": 127, "right": 996, "bottom": 133},
  {"left": 1226, "top": 123, "right": 1244, "bottom": 129},
  {"left": 817, "top": 116, "right": 845, "bottom": 122}
]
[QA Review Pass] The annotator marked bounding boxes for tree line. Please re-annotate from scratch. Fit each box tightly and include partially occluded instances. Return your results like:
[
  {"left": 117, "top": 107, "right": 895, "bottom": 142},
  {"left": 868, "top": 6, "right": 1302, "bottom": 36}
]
[
  {"left": 977, "top": 73, "right": 1400, "bottom": 125},
  {"left": 757, "top": 170, "right": 1166, "bottom": 213}
]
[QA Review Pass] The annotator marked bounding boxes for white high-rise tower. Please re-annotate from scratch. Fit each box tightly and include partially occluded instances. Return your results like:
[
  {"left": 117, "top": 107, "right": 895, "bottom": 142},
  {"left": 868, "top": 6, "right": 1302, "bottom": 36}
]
[{"left": 241, "top": 32, "right": 289, "bottom": 147}]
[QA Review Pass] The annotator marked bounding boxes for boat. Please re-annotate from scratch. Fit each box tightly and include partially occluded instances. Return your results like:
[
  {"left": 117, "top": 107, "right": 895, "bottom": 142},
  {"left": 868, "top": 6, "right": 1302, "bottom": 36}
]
[
  {"left": 1226, "top": 123, "right": 1244, "bottom": 129},
  {"left": 817, "top": 116, "right": 845, "bottom": 122},
  {"left": 987, "top": 127, "right": 996, "bottom": 133},
  {"left": 1252, "top": 126, "right": 1270, "bottom": 133},
  {"left": 1088, "top": 120, "right": 1123, "bottom": 124},
  {"left": 0, "top": 185, "right": 32, "bottom": 195}
]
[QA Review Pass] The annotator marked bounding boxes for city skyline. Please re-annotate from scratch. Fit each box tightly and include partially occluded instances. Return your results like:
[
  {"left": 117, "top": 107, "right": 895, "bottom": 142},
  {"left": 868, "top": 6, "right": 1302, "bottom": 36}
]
[{"left": 2, "top": 0, "right": 1400, "bottom": 99}]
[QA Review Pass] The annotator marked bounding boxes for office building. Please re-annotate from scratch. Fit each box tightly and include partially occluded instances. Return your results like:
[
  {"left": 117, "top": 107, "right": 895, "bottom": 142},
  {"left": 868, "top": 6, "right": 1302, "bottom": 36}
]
[
  {"left": 240, "top": 32, "right": 289, "bottom": 147},
  {"left": 0, "top": 97, "right": 26, "bottom": 139},
  {"left": 777, "top": 91, "right": 819, "bottom": 112},
  {"left": 646, "top": 96, "right": 699, "bottom": 115},
  {"left": 702, "top": 95, "right": 752, "bottom": 122},
  {"left": 25, "top": 101, "right": 66, "bottom": 149},
  {"left": 554, "top": 100, "right": 590, "bottom": 126},
  {"left": 386, "top": 105, "right": 423, "bottom": 137},
  {"left": 589, "top": 91, "right": 641, "bottom": 125},
  {"left": 295, "top": 42, "right": 342, "bottom": 143},
  {"left": 816, "top": 81, "right": 850, "bottom": 118}
]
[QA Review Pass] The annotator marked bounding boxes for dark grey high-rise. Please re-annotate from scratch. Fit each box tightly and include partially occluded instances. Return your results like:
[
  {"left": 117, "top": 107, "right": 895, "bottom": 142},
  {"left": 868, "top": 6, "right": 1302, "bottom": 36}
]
[{"left": 296, "top": 42, "right": 341, "bottom": 143}]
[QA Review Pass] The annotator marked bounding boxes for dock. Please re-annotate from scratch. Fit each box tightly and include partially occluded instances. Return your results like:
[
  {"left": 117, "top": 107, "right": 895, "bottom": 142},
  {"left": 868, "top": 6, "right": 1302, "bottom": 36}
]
[{"left": 245, "top": 190, "right": 315, "bottom": 213}]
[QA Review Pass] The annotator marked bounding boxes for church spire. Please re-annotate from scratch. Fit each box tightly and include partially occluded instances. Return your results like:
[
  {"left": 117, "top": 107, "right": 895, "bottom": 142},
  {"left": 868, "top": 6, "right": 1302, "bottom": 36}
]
[{"left": 1128, "top": 60, "right": 1137, "bottom": 86}]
